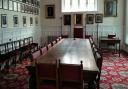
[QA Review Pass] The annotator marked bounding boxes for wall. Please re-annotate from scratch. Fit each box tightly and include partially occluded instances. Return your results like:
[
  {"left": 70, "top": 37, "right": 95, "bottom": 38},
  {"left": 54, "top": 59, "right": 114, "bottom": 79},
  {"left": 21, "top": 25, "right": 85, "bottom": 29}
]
[
  {"left": 123, "top": 0, "right": 128, "bottom": 52},
  {"left": 0, "top": 6, "right": 41, "bottom": 45},
  {"left": 40, "top": 0, "right": 124, "bottom": 47}
]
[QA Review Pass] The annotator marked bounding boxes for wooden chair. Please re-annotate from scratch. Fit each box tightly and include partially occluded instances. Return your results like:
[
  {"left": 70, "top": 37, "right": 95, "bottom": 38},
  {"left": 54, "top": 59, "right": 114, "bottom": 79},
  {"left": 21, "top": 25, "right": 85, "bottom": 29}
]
[
  {"left": 56, "top": 38, "right": 60, "bottom": 43},
  {"left": 47, "top": 43, "right": 52, "bottom": 50},
  {"left": 59, "top": 60, "right": 83, "bottom": 89},
  {"left": 85, "top": 35, "right": 93, "bottom": 39},
  {"left": 40, "top": 46, "right": 47, "bottom": 55},
  {"left": 52, "top": 41, "right": 56, "bottom": 46},
  {"left": 36, "top": 60, "right": 58, "bottom": 89},
  {"left": 31, "top": 50, "right": 41, "bottom": 61},
  {"left": 94, "top": 52, "right": 103, "bottom": 89}
]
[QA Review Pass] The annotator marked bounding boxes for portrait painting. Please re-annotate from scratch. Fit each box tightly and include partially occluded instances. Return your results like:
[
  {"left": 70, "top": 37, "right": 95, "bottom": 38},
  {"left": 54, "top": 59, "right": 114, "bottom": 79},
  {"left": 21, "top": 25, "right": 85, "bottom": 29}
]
[
  {"left": 1, "top": 14, "right": 7, "bottom": 28},
  {"left": 0, "top": 0, "right": 2, "bottom": 9},
  {"left": 45, "top": 5, "right": 55, "bottom": 18},
  {"left": 9, "top": 0, "right": 13, "bottom": 11},
  {"left": 13, "top": 15, "right": 18, "bottom": 27},
  {"left": 104, "top": 0, "right": 117, "bottom": 17},
  {"left": 23, "top": 16, "right": 26, "bottom": 26},
  {"left": 95, "top": 14, "right": 103, "bottom": 23},
  {"left": 63, "top": 15, "right": 71, "bottom": 25},
  {"left": 30, "top": 17, "right": 33, "bottom": 25},
  {"left": 86, "top": 14, "right": 94, "bottom": 24},
  {"left": 75, "top": 14, "right": 83, "bottom": 25},
  {"left": 3, "top": 0, "right": 8, "bottom": 9},
  {"left": 35, "top": 17, "right": 38, "bottom": 25}
]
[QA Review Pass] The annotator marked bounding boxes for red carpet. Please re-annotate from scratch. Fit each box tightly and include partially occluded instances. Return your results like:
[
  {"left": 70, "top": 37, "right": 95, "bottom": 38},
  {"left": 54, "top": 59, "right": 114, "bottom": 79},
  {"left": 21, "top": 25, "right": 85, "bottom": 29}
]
[
  {"left": 0, "top": 53, "right": 128, "bottom": 89},
  {"left": 100, "top": 53, "right": 128, "bottom": 89}
]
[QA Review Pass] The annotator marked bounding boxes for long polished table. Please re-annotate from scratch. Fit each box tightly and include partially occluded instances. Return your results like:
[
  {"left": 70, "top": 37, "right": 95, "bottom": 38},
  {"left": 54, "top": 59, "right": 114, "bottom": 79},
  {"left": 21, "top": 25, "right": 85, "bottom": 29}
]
[{"left": 36, "top": 38, "right": 99, "bottom": 82}]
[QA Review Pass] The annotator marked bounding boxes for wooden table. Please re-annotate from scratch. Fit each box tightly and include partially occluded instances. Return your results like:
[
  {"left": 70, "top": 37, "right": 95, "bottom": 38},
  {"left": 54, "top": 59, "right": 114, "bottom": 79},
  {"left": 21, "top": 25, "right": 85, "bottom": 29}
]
[
  {"left": 99, "top": 37, "right": 120, "bottom": 56},
  {"left": 36, "top": 38, "right": 99, "bottom": 82}
]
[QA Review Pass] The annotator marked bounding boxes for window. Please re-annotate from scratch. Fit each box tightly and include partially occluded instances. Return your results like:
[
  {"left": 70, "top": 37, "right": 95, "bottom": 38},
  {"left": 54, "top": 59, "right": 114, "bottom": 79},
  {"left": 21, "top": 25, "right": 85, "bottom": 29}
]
[{"left": 61, "top": 0, "right": 97, "bottom": 12}]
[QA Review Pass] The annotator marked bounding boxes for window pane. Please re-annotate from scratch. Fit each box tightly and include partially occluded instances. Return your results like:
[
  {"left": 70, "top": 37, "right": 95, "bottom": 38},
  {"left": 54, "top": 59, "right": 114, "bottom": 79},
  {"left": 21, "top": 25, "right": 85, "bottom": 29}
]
[{"left": 61, "top": 0, "right": 97, "bottom": 12}]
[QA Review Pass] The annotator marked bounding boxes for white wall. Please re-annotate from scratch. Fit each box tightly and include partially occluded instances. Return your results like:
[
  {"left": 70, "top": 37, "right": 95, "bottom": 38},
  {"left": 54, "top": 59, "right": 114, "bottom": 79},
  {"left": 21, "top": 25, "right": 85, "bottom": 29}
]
[
  {"left": 40, "top": 0, "right": 124, "bottom": 47},
  {"left": 0, "top": 8, "right": 42, "bottom": 45},
  {"left": 123, "top": 0, "right": 128, "bottom": 52}
]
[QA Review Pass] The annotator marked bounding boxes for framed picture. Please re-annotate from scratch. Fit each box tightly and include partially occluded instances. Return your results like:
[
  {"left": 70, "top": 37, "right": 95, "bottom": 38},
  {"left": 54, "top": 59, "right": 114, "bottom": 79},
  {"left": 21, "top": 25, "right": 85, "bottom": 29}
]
[
  {"left": 9, "top": 0, "right": 13, "bottom": 11},
  {"left": 75, "top": 14, "right": 83, "bottom": 25},
  {"left": 1, "top": 14, "right": 7, "bottom": 28},
  {"left": 3, "top": 0, "right": 8, "bottom": 10},
  {"left": 21, "top": 3, "right": 25, "bottom": 12},
  {"left": 95, "top": 14, "right": 103, "bottom": 23},
  {"left": 18, "top": 3, "right": 21, "bottom": 12},
  {"left": 35, "top": 17, "right": 38, "bottom": 25},
  {"left": 30, "top": 17, "right": 33, "bottom": 25},
  {"left": 13, "top": 1, "right": 18, "bottom": 11},
  {"left": 86, "top": 14, "right": 94, "bottom": 24},
  {"left": 45, "top": 5, "right": 55, "bottom": 18},
  {"left": 0, "top": 0, "right": 3, "bottom": 9},
  {"left": 13, "top": 15, "right": 18, "bottom": 27},
  {"left": 23, "top": 16, "right": 26, "bottom": 26},
  {"left": 104, "top": 0, "right": 117, "bottom": 17},
  {"left": 24, "top": 4, "right": 27, "bottom": 13},
  {"left": 63, "top": 15, "right": 71, "bottom": 25}
]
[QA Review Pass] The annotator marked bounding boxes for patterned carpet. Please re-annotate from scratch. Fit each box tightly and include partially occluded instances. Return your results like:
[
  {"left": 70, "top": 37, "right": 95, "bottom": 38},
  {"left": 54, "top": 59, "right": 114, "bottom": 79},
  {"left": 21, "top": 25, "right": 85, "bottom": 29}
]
[
  {"left": 100, "top": 52, "right": 128, "bottom": 89},
  {"left": 0, "top": 52, "right": 128, "bottom": 89}
]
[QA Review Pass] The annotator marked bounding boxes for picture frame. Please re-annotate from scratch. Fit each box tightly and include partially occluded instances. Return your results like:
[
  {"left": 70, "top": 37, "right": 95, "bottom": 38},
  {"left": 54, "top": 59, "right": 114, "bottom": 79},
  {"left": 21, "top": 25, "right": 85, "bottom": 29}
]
[
  {"left": 9, "top": 0, "right": 13, "bottom": 11},
  {"left": 0, "top": 0, "right": 3, "bottom": 9},
  {"left": 1, "top": 14, "right": 7, "bottom": 28},
  {"left": 30, "top": 17, "right": 33, "bottom": 26},
  {"left": 63, "top": 15, "right": 71, "bottom": 25},
  {"left": 95, "top": 14, "right": 103, "bottom": 23},
  {"left": 23, "top": 16, "right": 27, "bottom": 26},
  {"left": 35, "top": 17, "right": 38, "bottom": 25},
  {"left": 75, "top": 14, "right": 83, "bottom": 25},
  {"left": 3, "top": 0, "right": 8, "bottom": 10},
  {"left": 104, "top": 0, "right": 117, "bottom": 17},
  {"left": 21, "top": 3, "right": 25, "bottom": 12},
  {"left": 45, "top": 5, "right": 55, "bottom": 18},
  {"left": 18, "top": 3, "right": 21, "bottom": 12},
  {"left": 86, "top": 14, "right": 94, "bottom": 24},
  {"left": 13, "top": 15, "right": 18, "bottom": 27},
  {"left": 13, "top": 1, "right": 18, "bottom": 11}
]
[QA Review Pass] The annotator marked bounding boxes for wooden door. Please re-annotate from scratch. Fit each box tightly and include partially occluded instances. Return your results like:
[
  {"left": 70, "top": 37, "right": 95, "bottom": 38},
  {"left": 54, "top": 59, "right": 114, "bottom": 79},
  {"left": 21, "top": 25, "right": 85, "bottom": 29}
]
[{"left": 74, "top": 28, "right": 83, "bottom": 38}]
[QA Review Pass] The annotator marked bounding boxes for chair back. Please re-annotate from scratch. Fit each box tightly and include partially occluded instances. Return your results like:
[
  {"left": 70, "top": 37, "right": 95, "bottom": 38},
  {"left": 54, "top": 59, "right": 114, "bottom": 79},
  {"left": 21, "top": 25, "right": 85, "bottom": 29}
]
[
  {"left": 36, "top": 60, "right": 58, "bottom": 89},
  {"left": 52, "top": 41, "right": 56, "bottom": 46},
  {"left": 47, "top": 43, "right": 52, "bottom": 50},
  {"left": 59, "top": 60, "right": 83, "bottom": 89},
  {"left": 32, "top": 50, "right": 41, "bottom": 60},
  {"left": 40, "top": 46, "right": 47, "bottom": 55}
]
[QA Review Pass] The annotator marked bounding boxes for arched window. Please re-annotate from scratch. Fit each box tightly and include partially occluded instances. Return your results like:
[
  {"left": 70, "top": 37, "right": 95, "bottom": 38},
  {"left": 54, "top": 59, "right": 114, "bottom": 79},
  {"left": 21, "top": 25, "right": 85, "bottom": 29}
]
[{"left": 61, "top": 0, "right": 98, "bottom": 12}]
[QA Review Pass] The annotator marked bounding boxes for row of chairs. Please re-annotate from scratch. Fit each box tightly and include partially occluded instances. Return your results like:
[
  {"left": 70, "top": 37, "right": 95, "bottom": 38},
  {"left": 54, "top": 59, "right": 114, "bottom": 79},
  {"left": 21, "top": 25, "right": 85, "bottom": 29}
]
[
  {"left": 31, "top": 36, "right": 62, "bottom": 61},
  {"left": 89, "top": 37, "right": 103, "bottom": 89},
  {"left": 36, "top": 60, "right": 83, "bottom": 89},
  {"left": 27, "top": 36, "right": 62, "bottom": 89},
  {"left": 0, "top": 37, "right": 38, "bottom": 71}
]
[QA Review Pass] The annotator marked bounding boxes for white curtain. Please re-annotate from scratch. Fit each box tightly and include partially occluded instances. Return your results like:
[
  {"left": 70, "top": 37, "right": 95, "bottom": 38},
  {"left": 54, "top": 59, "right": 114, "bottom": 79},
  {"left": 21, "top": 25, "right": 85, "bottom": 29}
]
[{"left": 61, "top": 0, "right": 97, "bottom": 12}]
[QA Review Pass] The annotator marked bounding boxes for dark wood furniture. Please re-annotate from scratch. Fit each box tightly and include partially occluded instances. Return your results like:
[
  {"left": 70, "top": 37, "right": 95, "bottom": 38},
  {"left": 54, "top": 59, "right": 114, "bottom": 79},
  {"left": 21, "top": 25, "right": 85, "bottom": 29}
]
[
  {"left": 36, "top": 38, "right": 99, "bottom": 82},
  {"left": 36, "top": 60, "right": 58, "bottom": 89},
  {"left": 59, "top": 60, "right": 83, "bottom": 89},
  {"left": 74, "top": 28, "right": 83, "bottom": 38},
  {"left": 99, "top": 37, "right": 120, "bottom": 56}
]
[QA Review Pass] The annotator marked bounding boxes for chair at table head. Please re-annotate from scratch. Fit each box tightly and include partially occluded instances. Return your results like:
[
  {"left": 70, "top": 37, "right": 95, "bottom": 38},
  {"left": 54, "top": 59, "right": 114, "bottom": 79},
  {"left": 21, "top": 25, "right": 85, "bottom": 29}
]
[
  {"left": 58, "top": 60, "right": 83, "bottom": 89},
  {"left": 36, "top": 60, "right": 58, "bottom": 89}
]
